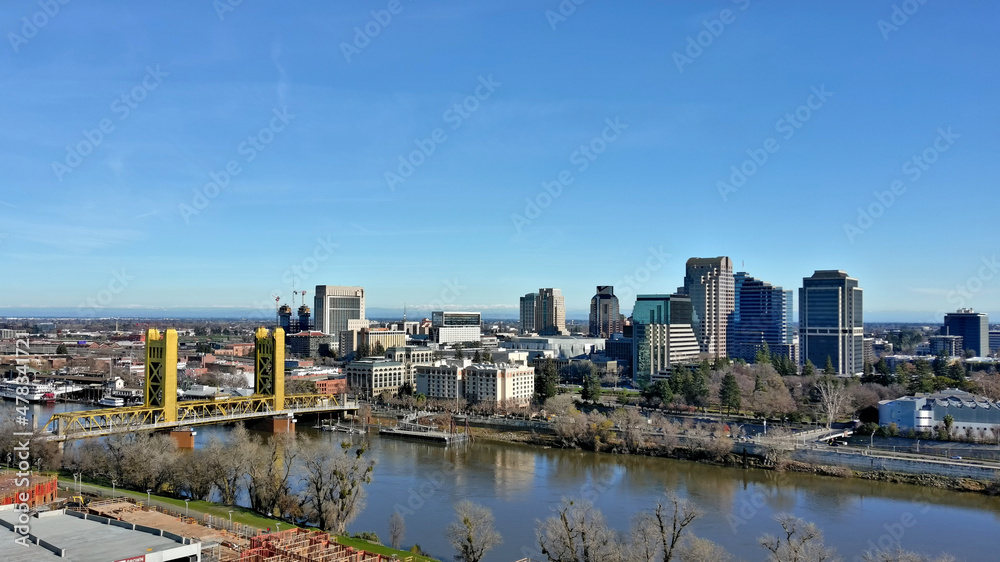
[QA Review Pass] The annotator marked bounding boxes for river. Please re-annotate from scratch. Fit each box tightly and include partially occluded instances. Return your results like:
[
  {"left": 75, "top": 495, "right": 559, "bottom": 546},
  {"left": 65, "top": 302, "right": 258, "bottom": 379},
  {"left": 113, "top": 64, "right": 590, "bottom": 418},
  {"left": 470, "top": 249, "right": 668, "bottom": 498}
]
[{"left": 14, "top": 401, "right": 1000, "bottom": 561}]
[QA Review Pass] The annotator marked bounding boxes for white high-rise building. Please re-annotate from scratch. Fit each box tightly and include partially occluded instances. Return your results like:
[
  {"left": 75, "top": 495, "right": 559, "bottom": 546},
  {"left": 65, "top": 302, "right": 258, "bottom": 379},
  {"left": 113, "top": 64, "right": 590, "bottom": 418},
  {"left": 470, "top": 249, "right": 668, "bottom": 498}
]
[
  {"left": 682, "top": 257, "right": 734, "bottom": 358},
  {"left": 314, "top": 286, "right": 365, "bottom": 336}
]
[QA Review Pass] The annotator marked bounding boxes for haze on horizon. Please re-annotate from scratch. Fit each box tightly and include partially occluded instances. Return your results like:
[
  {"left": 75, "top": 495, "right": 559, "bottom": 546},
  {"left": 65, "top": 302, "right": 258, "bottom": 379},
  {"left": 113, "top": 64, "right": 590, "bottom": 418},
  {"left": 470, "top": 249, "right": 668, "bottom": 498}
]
[{"left": 1, "top": 1, "right": 997, "bottom": 325}]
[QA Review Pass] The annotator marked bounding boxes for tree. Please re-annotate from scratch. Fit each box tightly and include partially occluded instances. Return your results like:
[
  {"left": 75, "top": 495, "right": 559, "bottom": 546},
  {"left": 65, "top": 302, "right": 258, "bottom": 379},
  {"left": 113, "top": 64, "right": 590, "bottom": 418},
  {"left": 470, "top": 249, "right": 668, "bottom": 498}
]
[
  {"left": 537, "top": 499, "right": 620, "bottom": 562},
  {"left": 445, "top": 501, "right": 502, "bottom": 562},
  {"left": 482, "top": 351, "right": 493, "bottom": 363},
  {"left": 683, "top": 368, "right": 710, "bottom": 409},
  {"left": 536, "top": 358, "right": 559, "bottom": 403},
  {"left": 816, "top": 378, "right": 850, "bottom": 430},
  {"left": 356, "top": 341, "right": 371, "bottom": 359},
  {"left": 373, "top": 341, "right": 386, "bottom": 356},
  {"left": 823, "top": 356, "right": 836, "bottom": 376},
  {"left": 472, "top": 349, "right": 482, "bottom": 363},
  {"left": 455, "top": 345, "right": 465, "bottom": 360},
  {"left": 642, "top": 379, "right": 673, "bottom": 406},
  {"left": 755, "top": 344, "right": 772, "bottom": 365},
  {"left": 802, "top": 360, "right": 816, "bottom": 378},
  {"left": 719, "top": 372, "right": 741, "bottom": 415},
  {"left": 245, "top": 432, "right": 300, "bottom": 517},
  {"left": 759, "top": 514, "right": 838, "bottom": 562},
  {"left": 196, "top": 342, "right": 214, "bottom": 354},
  {"left": 298, "top": 439, "right": 376, "bottom": 533},
  {"left": 943, "top": 414, "right": 954, "bottom": 437},
  {"left": 581, "top": 372, "right": 602, "bottom": 404},
  {"left": 55, "top": 343, "right": 68, "bottom": 355},
  {"left": 631, "top": 490, "right": 703, "bottom": 562},
  {"left": 947, "top": 361, "right": 966, "bottom": 381},
  {"left": 389, "top": 512, "right": 405, "bottom": 550}
]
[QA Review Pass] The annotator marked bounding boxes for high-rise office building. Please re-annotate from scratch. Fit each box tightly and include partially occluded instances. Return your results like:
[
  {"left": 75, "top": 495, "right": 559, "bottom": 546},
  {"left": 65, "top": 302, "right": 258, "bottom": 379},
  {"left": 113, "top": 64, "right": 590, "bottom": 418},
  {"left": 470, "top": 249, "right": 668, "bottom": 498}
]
[
  {"left": 519, "top": 292, "right": 537, "bottom": 334},
  {"left": 631, "top": 294, "right": 700, "bottom": 384},
  {"left": 314, "top": 285, "right": 365, "bottom": 336},
  {"left": 729, "top": 272, "right": 794, "bottom": 362},
  {"left": 681, "top": 257, "right": 735, "bottom": 358},
  {"left": 534, "top": 288, "right": 567, "bottom": 336},
  {"left": 799, "top": 270, "right": 864, "bottom": 376},
  {"left": 942, "top": 309, "right": 989, "bottom": 357},
  {"left": 431, "top": 311, "right": 482, "bottom": 345},
  {"left": 589, "top": 286, "right": 621, "bottom": 338}
]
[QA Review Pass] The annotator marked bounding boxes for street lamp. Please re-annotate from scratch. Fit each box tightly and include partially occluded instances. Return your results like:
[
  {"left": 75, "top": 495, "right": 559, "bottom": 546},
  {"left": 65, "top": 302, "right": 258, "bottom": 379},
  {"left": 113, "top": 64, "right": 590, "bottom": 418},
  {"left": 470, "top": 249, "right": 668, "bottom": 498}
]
[
  {"left": 146, "top": 489, "right": 151, "bottom": 507},
  {"left": 184, "top": 499, "right": 189, "bottom": 518},
  {"left": 228, "top": 510, "right": 233, "bottom": 531},
  {"left": 111, "top": 479, "right": 116, "bottom": 497},
  {"left": 74, "top": 472, "right": 81, "bottom": 494}
]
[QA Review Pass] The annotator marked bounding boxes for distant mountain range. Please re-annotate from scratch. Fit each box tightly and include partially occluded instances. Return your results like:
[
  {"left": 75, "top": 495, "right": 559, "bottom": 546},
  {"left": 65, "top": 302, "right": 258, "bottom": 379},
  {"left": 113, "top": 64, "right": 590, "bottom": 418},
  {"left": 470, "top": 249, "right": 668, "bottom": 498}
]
[{"left": 0, "top": 306, "right": 978, "bottom": 325}]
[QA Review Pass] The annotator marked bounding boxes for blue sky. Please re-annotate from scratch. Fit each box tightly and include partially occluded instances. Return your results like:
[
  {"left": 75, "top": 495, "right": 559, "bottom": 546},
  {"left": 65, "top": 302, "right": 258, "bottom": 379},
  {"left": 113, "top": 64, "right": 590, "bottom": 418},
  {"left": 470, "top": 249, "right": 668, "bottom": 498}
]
[{"left": 1, "top": 0, "right": 998, "bottom": 322}]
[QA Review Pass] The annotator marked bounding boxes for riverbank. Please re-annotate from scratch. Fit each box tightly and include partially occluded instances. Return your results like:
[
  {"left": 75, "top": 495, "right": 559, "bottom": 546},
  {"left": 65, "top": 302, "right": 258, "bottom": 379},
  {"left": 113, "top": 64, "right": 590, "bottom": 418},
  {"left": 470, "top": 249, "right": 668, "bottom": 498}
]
[
  {"left": 471, "top": 426, "right": 1000, "bottom": 496},
  {"left": 55, "top": 475, "right": 440, "bottom": 562}
]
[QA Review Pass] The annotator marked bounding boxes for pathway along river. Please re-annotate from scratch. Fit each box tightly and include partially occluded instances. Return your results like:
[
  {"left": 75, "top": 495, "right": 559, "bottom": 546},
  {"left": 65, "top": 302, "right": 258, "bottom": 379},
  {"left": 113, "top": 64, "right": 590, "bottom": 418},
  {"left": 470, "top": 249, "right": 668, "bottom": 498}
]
[{"left": 16, "top": 402, "right": 1000, "bottom": 561}]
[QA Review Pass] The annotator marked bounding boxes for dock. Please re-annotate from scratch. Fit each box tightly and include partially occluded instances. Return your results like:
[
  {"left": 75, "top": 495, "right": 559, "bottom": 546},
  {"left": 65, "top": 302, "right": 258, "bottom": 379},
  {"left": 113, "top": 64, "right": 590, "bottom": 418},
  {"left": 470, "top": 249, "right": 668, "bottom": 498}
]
[{"left": 378, "top": 421, "right": 469, "bottom": 444}]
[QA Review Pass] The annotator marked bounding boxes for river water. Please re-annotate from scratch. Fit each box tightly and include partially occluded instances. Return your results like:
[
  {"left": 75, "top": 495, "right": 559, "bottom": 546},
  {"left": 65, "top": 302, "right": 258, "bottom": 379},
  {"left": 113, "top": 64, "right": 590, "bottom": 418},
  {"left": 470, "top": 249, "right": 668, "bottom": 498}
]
[{"left": 15, "top": 402, "right": 1000, "bottom": 561}]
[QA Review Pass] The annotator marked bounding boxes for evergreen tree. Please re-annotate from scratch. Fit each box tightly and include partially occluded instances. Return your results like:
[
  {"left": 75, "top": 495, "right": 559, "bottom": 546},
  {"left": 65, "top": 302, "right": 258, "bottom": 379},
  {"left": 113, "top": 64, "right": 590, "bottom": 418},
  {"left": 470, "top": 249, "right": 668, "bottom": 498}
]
[
  {"left": 535, "top": 358, "right": 559, "bottom": 402},
  {"left": 932, "top": 353, "right": 948, "bottom": 378},
  {"left": 685, "top": 368, "right": 710, "bottom": 409},
  {"left": 580, "top": 372, "right": 602, "bottom": 404},
  {"left": 719, "top": 372, "right": 741, "bottom": 415},
  {"left": 472, "top": 350, "right": 482, "bottom": 363},
  {"left": 755, "top": 344, "right": 771, "bottom": 365},
  {"left": 356, "top": 341, "right": 371, "bottom": 358},
  {"left": 55, "top": 343, "right": 68, "bottom": 355},
  {"left": 875, "top": 357, "right": 891, "bottom": 377},
  {"left": 373, "top": 341, "right": 385, "bottom": 356},
  {"left": 802, "top": 359, "right": 816, "bottom": 378},
  {"left": 455, "top": 346, "right": 465, "bottom": 360},
  {"left": 642, "top": 379, "right": 673, "bottom": 405},
  {"left": 947, "top": 361, "right": 966, "bottom": 381},
  {"left": 482, "top": 351, "right": 493, "bottom": 363},
  {"left": 823, "top": 356, "right": 836, "bottom": 376}
]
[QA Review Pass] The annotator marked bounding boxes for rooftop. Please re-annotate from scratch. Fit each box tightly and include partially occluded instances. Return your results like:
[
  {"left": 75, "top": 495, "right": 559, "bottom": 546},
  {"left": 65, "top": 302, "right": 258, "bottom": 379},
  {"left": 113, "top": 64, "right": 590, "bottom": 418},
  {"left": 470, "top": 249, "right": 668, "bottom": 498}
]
[{"left": 0, "top": 507, "right": 199, "bottom": 562}]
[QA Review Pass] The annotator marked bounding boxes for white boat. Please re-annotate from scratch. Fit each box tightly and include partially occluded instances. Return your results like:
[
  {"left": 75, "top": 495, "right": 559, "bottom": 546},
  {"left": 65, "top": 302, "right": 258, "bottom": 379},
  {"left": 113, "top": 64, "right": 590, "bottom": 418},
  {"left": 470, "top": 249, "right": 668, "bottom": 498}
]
[
  {"left": 97, "top": 396, "right": 126, "bottom": 408},
  {"left": 1, "top": 380, "right": 56, "bottom": 402}
]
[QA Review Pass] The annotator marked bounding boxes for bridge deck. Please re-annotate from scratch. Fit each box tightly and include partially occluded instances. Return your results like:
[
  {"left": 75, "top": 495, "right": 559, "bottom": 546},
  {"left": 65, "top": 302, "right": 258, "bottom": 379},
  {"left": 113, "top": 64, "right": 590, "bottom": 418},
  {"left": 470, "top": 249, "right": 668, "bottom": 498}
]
[{"left": 40, "top": 394, "right": 359, "bottom": 442}]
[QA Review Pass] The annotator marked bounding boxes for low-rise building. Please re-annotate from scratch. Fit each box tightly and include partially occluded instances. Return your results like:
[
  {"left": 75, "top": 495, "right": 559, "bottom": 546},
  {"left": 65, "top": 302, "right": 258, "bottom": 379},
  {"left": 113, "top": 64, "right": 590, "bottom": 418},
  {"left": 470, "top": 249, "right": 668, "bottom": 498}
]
[
  {"left": 929, "top": 335, "right": 964, "bottom": 358},
  {"left": 416, "top": 363, "right": 465, "bottom": 400},
  {"left": 386, "top": 346, "right": 436, "bottom": 385},
  {"left": 345, "top": 358, "right": 405, "bottom": 399},
  {"left": 415, "top": 362, "right": 533, "bottom": 406},
  {"left": 315, "top": 376, "right": 347, "bottom": 395},
  {"left": 287, "top": 331, "right": 334, "bottom": 358},
  {"left": 879, "top": 389, "right": 1000, "bottom": 437},
  {"left": 464, "top": 363, "right": 534, "bottom": 406}
]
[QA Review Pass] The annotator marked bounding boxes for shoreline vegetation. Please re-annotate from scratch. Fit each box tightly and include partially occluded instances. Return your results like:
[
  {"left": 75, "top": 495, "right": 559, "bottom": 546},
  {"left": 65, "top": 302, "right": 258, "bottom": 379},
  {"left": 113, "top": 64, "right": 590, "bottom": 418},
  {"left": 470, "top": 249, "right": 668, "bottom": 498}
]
[{"left": 464, "top": 424, "right": 1000, "bottom": 496}]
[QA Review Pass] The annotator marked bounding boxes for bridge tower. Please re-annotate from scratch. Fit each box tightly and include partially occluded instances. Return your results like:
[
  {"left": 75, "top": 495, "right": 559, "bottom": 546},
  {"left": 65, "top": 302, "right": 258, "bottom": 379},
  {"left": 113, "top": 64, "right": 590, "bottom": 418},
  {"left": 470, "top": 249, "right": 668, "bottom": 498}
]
[
  {"left": 254, "top": 326, "right": 285, "bottom": 411},
  {"left": 145, "top": 328, "right": 178, "bottom": 423}
]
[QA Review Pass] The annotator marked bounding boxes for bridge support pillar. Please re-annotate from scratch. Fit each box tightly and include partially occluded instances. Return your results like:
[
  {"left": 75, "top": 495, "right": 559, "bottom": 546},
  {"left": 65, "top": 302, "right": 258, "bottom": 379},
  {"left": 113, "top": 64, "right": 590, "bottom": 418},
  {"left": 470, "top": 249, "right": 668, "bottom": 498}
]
[
  {"left": 254, "top": 414, "right": 296, "bottom": 434},
  {"left": 169, "top": 427, "right": 197, "bottom": 449}
]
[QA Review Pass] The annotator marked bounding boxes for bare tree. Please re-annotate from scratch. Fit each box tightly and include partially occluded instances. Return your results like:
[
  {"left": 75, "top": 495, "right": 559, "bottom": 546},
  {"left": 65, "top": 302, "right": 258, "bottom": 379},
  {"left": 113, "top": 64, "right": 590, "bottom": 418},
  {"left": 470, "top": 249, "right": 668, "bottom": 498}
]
[
  {"left": 816, "top": 378, "right": 851, "bottom": 429},
  {"left": 298, "top": 438, "right": 376, "bottom": 534},
  {"left": 245, "top": 432, "right": 300, "bottom": 517},
  {"left": 611, "top": 407, "right": 645, "bottom": 452},
  {"left": 536, "top": 498, "right": 622, "bottom": 562},
  {"left": 861, "top": 548, "right": 955, "bottom": 562},
  {"left": 630, "top": 490, "right": 703, "bottom": 562},
  {"left": 445, "top": 500, "right": 502, "bottom": 562},
  {"left": 204, "top": 424, "right": 252, "bottom": 506},
  {"left": 759, "top": 514, "right": 840, "bottom": 562},
  {"left": 677, "top": 536, "right": 733, "bottom": 562},
  {"left": 389, "top": 512, "right": 405, "bottom": 550}
]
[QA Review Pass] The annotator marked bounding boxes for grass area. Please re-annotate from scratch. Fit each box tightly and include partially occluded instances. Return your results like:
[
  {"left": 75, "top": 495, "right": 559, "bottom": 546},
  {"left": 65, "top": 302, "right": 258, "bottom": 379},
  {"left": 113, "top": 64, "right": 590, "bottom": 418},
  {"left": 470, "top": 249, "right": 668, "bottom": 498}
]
[
  {"left": 58, "top": 476, "right": 440, "bottom": 561},
  {"left": 336, "top": 535, "right": 438, "bottom": 562}
]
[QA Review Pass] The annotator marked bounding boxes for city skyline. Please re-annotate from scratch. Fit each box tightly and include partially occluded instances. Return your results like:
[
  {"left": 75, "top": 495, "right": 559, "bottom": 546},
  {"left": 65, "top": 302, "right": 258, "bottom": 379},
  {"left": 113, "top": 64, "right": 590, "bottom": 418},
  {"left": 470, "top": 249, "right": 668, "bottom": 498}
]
[{"left": 2, "top": 2, "right": 998, "bottom": 323}]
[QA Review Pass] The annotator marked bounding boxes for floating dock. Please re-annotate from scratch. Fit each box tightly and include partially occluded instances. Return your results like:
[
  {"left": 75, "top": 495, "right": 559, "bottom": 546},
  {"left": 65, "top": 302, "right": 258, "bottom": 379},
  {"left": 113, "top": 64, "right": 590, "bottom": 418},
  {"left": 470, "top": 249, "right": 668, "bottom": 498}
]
[{"left": 378, "top": 421, "right": 469, "bottom": 444}]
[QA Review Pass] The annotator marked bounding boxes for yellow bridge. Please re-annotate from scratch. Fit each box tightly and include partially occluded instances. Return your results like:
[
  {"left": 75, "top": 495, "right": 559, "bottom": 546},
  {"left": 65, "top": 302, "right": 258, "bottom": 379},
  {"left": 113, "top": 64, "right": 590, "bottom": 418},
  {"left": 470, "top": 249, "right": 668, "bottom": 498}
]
[{"left": 41, "top": 327, "right": 358, "bottom": 442}]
